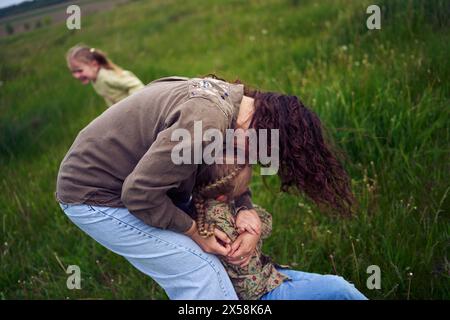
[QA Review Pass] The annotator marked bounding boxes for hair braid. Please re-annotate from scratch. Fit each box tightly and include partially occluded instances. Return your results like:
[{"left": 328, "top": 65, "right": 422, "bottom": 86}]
[
  {"left": 198, "top": 165, "right": 244, "bottom": 195},
  {"left": 193, "top": 195, "right": 215, "bottom": 238},
  {"left": 193, "top": 164, "right": 246, "bottom": 238}
]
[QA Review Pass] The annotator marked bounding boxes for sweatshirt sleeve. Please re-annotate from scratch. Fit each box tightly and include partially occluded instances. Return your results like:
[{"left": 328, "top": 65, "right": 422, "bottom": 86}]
[
  {"left": 104, "top": 97, "right": 114, "bottom": 107},
  {"left": 105, "top": 70, "right": 144, "bottom": 95},
  {"left": 234, "top": 188, "right": 253, "bottom": 212},
  {"left": 121, "top": 98, "right": 228, "bottom": 233}
]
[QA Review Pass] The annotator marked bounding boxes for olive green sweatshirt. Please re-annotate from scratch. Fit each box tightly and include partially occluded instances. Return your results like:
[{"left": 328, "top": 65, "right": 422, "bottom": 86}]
[
  {"left": 92, "top": 67, "right": 144, "bottom": 107},
  {"left": 56, "top": 76, "right": 253, "bottom": 233}
]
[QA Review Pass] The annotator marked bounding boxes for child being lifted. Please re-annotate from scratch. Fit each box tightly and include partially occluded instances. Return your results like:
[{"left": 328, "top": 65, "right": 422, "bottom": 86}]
[{"left": 191, "top": 155, "right": 367, "bottom": 300}]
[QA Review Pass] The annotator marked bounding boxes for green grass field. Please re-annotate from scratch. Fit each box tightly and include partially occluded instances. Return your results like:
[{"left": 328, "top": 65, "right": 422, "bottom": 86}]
[{"left": 0, "top": 0, "right": 448, "bottom": 299}]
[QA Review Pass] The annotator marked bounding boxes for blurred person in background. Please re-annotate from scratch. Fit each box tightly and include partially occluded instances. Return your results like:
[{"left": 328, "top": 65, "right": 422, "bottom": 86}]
[{"left": 66, "top": 44, "right": 144, "bottom": 107}]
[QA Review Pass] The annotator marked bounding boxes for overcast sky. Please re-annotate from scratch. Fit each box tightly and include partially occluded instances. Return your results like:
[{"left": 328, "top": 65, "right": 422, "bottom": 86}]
[{"left": 0, "top": 0, "right": 31, "bottom": 10}]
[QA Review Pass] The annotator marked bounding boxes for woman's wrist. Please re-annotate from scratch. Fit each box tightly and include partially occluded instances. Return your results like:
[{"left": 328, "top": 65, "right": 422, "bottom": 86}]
[
  {"left": 184, "top": 220, "right": 197, "bottom": 237},
  {"left": 235, "top": 205, "right": 249, "bottom": 215}
]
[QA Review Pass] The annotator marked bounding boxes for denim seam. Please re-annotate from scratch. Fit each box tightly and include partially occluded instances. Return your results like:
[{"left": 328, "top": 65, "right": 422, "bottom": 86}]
[
  {"left": 59, "top": 202, "right": 69, "bottom": 210},
  {"left": 87, "top": 205, "right": 232, "bottom": 298}
]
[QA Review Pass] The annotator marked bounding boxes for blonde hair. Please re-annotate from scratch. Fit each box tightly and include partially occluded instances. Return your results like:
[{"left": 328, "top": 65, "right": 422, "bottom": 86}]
[
  {"left": 66, "top": 44, "right": 123, "bottom": 73},
  {"left": 193, "top": 160, "right": 251, "bottom": 238}
]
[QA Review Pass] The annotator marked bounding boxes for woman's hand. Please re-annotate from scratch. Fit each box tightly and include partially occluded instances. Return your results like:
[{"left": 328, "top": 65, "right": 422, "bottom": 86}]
[
  {"left": 226, "top": 231, "right": 260, "bottom": 267},
  {"left": 235, "top": 208, "right": 262, "bottom": 235},
  {"left": 184, "top": 221, "right": 232, "bottom": 256}
]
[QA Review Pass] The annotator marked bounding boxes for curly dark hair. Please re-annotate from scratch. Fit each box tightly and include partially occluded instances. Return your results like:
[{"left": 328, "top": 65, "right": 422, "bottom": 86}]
[
  {"left": 202, "top": 74, "right": 355, "bottom": 216},
  {"left": 245, "top": 88, "right": 355, "bottom": 217}
]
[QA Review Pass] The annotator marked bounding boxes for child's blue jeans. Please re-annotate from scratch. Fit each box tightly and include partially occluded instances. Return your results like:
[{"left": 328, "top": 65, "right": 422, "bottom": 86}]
[
  {"left": 59, "top": 203, "right": 367, "bottom": 300},
  {"left": 261, "top": 268, "right": 367, "bottom": 300}
]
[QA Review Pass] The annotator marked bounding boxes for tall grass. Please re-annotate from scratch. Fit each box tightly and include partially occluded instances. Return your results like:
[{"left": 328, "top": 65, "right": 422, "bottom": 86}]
[{"left": 0, "top": 0, "right": 448, "bottom": 299}]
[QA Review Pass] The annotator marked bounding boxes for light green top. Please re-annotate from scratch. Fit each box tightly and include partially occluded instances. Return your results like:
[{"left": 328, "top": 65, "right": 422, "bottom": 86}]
[{"left": 91, "top": 67, "right": 145, "bottom": 106}]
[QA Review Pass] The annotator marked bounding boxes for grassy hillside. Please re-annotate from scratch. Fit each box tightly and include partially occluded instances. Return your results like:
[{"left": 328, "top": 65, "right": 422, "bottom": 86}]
[{"left": 0, "top": 0, "right": 448, "bottom": 299}]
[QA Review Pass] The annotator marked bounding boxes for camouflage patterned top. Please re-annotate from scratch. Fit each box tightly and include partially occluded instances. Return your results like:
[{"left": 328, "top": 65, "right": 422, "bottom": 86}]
[{"left": 204, "top": 199, "right": 290, "bottom": 300}]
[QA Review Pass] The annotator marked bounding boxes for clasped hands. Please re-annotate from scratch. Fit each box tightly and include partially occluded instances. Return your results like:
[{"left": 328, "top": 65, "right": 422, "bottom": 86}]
[{"left": 185, "top": 208, "right": 262, "bottom": 268}]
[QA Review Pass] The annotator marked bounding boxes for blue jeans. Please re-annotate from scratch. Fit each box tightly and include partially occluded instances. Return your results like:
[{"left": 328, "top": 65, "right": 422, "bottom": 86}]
[
  {"left": 260, "top": 268, "right": 367, "bottom": 300},
  {"left": 59, "top": 203, "right": 367, "bottom": 300},
  {"left": 60, "top": 203, "right": 237, "bottom": 300}
]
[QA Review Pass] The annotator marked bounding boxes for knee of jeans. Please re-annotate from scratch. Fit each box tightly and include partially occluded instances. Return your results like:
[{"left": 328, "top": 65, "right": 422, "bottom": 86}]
[
  {"left": 183, "top": 255, "right": 236, "bottom": 299},
  {"left": 195, "top": 253, "right": 224, "bottom": 275},
  {"left": 324, "top": 275, "right": 362, "bottom": 300}
]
